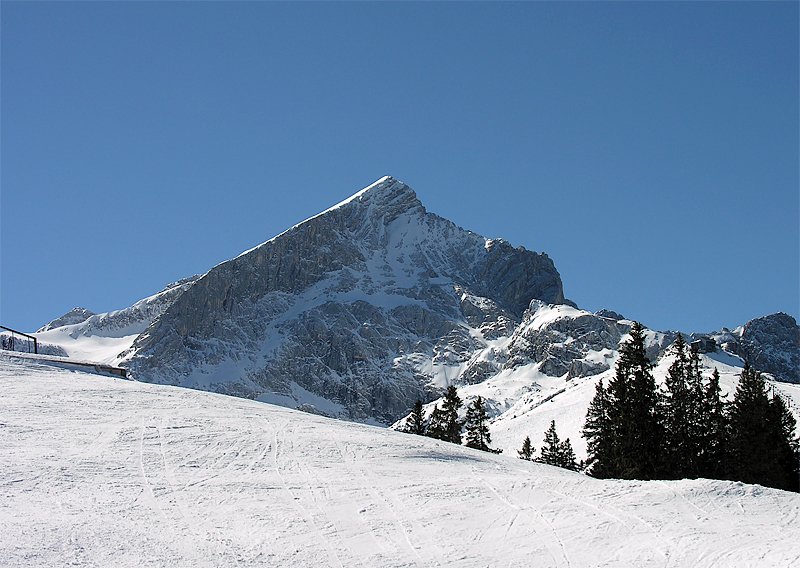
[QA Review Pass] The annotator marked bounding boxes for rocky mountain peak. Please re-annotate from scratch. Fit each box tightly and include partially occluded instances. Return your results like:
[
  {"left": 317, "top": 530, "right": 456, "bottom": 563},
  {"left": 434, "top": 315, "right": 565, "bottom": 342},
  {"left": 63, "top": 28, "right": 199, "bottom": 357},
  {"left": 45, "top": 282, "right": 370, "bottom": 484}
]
[
  {"left": 331, "top": 176, "right": 423, "bottom": 218},
  {"left": 124, "top": 177, "right": 566, "bottom": 422},
  {"left": 325, "top": 175, "right": 427, "bottom": 231}
]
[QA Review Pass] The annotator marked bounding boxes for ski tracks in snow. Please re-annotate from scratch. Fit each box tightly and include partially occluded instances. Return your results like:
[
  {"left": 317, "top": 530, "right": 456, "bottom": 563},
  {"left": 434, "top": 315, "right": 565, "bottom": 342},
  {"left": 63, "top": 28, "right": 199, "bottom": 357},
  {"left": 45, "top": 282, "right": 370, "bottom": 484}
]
[
  {"left": 337, "top": 440, "right": 445, "bottom": 568},
  {"left": 138, "top": 416, "right": 205, "bottom": 547},
  {"left": 272, "top": 420, "right": 353, "bottom": 568},
  {"left": 472, "top": 467, "right": 572, "bottom": 568}
]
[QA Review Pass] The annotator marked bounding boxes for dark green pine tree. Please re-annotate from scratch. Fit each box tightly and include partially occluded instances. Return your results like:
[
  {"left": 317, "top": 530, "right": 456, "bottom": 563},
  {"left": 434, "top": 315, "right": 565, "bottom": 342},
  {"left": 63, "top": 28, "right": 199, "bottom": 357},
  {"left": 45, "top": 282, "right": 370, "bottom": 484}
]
[
  {"left": 662, "top": 334, "right": 703, "bottom": 479},
  {"left": 405, "top": 399, "right": 427, "bottom": 436},
  {"left": 540, "top": 420, "right": 562, "bottom": 466},
  {"left": 464, "top": 396, "right": 493, "bottom": 452},
  {"left": 440, "top": 386, "right": 463, "bottom": 445},
  {"left": 558, "top": 438, "right": 579, "bottom": 471},
  {"left": 426, "top": 404, "right": 447, "bottom": 441},
  {"left": 685, "top": 344, "right": 707, "bottom": 476},
  {"left": 768, "top": 391, "right": 800, "bottom": 492},
  {"left": 728, "top": 364, "right": 800, "bottom": 491},
  {"left": 518, "top": 436, "right": 534, "bottom": 461},
  {"left": 593, "top": 322, "right": 662, "bottom": 480},
  {"left": 583, "top": 378, "right": 613, "bottom": 477},
  {"left": 697, "top": 368, "right": 728, "bottom": 479},
  {"left": 539, "top": 420, "right": 578, "bottom": 471},
  {"left": 662, "top": 334, "right": 689, "bottom": 478}
]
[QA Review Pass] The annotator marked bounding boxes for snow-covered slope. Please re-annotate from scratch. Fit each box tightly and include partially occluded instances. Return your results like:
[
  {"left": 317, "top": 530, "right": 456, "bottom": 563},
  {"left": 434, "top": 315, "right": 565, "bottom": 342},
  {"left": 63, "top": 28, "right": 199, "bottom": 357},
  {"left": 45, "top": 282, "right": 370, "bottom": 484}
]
[
  {"left": 37, "top": 307, "right": 96, "bottom": 332},
  {"left": 32, "top": 277, "right": 197, "bottom": 365},
  {"left": 2, "top": 353, "right": 798, "bottom": 568}
]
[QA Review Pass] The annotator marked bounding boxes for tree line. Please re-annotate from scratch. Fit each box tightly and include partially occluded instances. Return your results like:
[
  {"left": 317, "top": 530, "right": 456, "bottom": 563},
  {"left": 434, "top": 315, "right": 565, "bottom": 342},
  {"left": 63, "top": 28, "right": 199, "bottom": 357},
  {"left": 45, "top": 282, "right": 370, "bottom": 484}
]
[{"left": 582, "top": 322, "right": 800, "bottom": 492}]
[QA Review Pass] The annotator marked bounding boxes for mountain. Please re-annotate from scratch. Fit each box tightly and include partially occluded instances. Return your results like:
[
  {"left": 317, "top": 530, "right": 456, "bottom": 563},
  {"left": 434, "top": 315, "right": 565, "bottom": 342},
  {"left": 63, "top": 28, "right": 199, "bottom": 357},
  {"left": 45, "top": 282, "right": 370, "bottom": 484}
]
[
  {"left": 31, "top": 176, "right": 799, "bottom": 436},
  {"left": 125, "top": 176, "right": 565, "bottom": 423},
  {"left": 706, "top": 312, "right": 800, "bottom": 383},
  {"left": 4, "top": 353, "right": 799, "bottom": 568}
]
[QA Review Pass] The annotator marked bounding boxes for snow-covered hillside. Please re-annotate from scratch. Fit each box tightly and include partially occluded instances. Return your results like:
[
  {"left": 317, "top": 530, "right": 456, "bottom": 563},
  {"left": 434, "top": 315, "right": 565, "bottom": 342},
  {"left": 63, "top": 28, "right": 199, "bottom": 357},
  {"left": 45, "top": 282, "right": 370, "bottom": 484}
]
[
  {"left": 398, "top": 302, "right": 800, "bottom": 459},
  {"left": 2, "top": 353, "right": 799, "bottom": 568},
  {"left": 32, "top": 277, "right": 197, "bottom": 365}
]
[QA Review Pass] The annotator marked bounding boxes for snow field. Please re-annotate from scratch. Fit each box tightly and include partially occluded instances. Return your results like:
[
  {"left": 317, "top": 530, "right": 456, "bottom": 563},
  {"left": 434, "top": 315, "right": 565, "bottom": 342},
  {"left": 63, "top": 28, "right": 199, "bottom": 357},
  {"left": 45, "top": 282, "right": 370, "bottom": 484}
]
[{"left": 2, "top": 354, "right": 799, "bottom": 567}]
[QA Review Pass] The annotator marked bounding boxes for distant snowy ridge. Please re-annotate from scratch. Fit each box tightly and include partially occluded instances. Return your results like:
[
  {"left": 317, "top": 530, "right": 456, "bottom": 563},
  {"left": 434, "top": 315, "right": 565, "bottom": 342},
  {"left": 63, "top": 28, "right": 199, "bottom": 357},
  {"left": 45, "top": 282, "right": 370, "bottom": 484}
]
[
  {"left": 34, "top": 276, "right": 197, "bottom": 364},
  {"left": 394, "top": 300, "right": 800, "bottom": 459},
  {"left": 37, "top": 307, "right": 96, "bottom": 332}
]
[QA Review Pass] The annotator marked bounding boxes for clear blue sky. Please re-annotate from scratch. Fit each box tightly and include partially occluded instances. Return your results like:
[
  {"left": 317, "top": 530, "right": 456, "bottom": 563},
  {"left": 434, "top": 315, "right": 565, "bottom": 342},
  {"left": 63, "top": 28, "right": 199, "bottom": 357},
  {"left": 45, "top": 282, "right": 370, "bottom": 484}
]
[{"left": 1, "top": 1, "right": 798, "bottom": 334}]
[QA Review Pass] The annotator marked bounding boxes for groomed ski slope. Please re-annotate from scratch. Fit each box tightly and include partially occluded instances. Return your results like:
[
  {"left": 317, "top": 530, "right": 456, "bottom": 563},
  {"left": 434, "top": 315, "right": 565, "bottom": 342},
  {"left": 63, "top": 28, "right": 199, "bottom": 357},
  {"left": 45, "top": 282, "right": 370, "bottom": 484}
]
[{"left": 2, "top": 354, "right": 798, "bottom": 568}]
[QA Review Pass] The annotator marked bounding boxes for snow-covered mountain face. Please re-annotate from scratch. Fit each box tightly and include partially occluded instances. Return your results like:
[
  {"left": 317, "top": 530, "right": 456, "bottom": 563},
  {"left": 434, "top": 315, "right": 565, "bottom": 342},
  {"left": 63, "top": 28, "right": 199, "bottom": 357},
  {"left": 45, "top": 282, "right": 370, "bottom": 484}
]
[
  {"left": 706, "top": 312, "right": 800, "bottom": 383},
  {"left": 37, "top": 307, "right": 96, "bottom": 332},
  {"left": 125, "top": 177, "right": 565, "bottom": 423},
  {"left": 393, "top": 302, "right": 800, "bottom": 459}
]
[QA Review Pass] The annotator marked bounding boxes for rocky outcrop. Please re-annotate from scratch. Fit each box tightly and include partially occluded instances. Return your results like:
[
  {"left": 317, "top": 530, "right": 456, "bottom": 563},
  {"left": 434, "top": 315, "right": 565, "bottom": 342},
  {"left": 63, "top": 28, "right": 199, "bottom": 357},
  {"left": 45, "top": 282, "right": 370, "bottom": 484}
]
[
  {"left": 737, "top": 313, "right": 799, "bottom": 383},
  {"left": 504, "top": 301, "right": 626, "bottom": 379},
  {"left": 70, "top": 277, "right": 199, "bottom": 341}
]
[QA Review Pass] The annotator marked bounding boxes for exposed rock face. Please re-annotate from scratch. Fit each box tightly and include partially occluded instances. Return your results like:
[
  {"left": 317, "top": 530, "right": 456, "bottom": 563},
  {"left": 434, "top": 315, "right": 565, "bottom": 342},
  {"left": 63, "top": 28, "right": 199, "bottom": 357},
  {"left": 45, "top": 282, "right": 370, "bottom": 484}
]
[
  {"left": 504, "top": 301, "right": 626, "bottom": 379},
  {"left": 126, "top": 177, "right": 566, "bottom": 423},
  {"left": 38, "top": 307, "right": 96, "bottom": 332},
  {"left": 737, "top": 313, "right": 799, "bottom": 383}
]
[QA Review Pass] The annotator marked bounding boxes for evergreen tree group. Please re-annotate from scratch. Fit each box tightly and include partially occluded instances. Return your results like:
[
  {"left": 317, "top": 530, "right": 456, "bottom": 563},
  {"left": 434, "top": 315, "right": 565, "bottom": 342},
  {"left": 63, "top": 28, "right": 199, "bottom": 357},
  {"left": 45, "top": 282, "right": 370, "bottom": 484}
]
[
  {"left": 404, "top": 388, "right": 500, "bottom": 453},
  {"left": 582, "top": 323, "right": 800, "bottom": 491},
  {"left": 464, "top": 396, "right": 497, "bottom": 452},
  {"left": 539, "top": 420, "right": 578, "bottom": 470},
  {"left": 517, "top": 420, "right": 578, "bottom": 471}
]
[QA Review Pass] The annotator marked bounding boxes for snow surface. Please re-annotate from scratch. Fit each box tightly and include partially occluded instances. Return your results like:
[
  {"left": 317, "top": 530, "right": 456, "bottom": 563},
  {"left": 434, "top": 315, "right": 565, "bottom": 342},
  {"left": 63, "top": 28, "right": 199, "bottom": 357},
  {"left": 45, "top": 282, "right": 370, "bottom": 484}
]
[{"left": 2, "top": 353, "right": 799, "bottom": 568}]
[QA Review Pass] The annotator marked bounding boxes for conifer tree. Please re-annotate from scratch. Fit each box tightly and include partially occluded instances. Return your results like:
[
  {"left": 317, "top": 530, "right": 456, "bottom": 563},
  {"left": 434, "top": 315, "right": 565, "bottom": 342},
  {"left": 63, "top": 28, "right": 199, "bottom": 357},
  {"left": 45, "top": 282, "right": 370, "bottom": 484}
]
[
  {"left": 464, "top": 396, "right": 493, "bottom": 452},
  {"left": 583, "top": 379, "right": 612, "bottom": 477},
  {"left": 539, "top": 420, "right": 578, "bottom": 470},
  {"left": 685, "top": 344, "right": 707, "bottom": 475},
  {"left": 558, "top": 438, "right": 579, "bottom": 471},
  {"left": 584, "top": 322, "right": 662, "bottom": 480},
  {"left": 406, "top": 399, "right": 427, "bottom": 436},
  {"left": 440, "top": 386, "right": 463, "bottom": 445},
  {"left": 662, "top": 334, "right": 690, "bottom": 478},
  {"left": 728, "top": 364, "right": 800, "bottom": 491},
  {"left": 662, "top": 335, "right": 704, "bottom": 478},
  {"left": 697, "top": 368, "right": 728, "bottom": 479},
  {"left": 518, "top": 436, "right": 534, "bottom": 461},
  {"left": 426, "top": 404, "right": 447, "bottom": 441},
  {"left": 540, "top": 420, "right": 562, "bottom": 466},
  {"left": 767, "top": 391, "right": 800, "bottom": 492}
]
